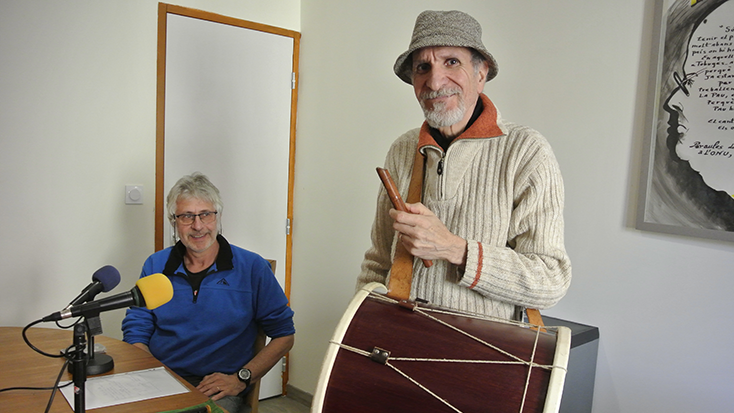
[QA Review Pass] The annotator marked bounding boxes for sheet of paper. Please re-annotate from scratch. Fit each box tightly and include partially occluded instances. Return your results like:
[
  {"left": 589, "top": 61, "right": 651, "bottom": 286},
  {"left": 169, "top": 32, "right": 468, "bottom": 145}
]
[{"left": 60, "top": 366, "right": 190, "bottom": 410}]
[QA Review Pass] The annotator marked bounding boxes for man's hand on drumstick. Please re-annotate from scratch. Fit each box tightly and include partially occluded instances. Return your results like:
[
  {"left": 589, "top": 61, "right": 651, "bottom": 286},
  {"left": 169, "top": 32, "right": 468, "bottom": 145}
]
[{"left": 389, "top": 202, "right": 468, "bottom": 268}]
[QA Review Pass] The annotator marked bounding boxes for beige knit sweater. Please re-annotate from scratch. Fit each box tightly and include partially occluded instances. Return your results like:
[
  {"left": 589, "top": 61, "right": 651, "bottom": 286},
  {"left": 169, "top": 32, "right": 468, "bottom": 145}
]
[{"left": 357, "top": 94, "right": 571, "bottom": 320}]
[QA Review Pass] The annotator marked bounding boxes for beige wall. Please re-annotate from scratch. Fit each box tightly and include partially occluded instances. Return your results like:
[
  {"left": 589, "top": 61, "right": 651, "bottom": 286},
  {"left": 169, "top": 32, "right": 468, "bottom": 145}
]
[
  {"left": 293, "top": 1, "right": 734, "bottom": 413},
  {"left": 2, "top": 1, "right": 733, "bottom": 412},
  {"left": 0, "top": 0, "right": 298, "bottom": 360}
]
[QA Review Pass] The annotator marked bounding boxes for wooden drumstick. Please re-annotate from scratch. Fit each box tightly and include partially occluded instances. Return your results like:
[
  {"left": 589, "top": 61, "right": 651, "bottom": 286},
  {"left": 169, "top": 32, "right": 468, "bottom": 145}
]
[{"left": 376, "top": 167, "right": 433, "bottom": 268}]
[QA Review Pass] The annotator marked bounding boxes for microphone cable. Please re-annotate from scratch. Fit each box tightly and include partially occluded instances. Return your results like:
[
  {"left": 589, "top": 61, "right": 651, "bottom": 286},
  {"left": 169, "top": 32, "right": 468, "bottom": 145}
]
[
  {"left": 0, "top": 319, "right": 87, "bottom": 412},
  {"left": 55, "top": 315, "right": 84, "bottom": 330},
  {"left": 0, "top": 356, "right": 72, "bottom": 413},
  {"left": 44, "top": 344, "right": 75, "bottom": 413},
  {"left": 22, "top": 319, "right": 66, "bottom": 358}
]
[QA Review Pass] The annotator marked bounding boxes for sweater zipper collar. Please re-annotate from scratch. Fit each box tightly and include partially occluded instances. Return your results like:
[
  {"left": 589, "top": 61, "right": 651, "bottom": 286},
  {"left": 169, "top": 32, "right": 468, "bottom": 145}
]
[{"left": 416, "top": 93, "right": 504, "bottom": 153}]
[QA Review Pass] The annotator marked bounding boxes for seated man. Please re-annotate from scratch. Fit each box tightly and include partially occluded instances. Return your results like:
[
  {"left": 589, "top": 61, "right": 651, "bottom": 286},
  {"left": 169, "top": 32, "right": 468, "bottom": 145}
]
[{"left": 122, "top": 172, "right": 295, "bottom": 413}]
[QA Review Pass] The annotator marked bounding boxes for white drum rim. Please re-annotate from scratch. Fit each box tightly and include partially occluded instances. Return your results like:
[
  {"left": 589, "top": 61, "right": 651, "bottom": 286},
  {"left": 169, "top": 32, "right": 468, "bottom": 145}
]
[
  {"left": 543, "top": 325, "right": 571, "bottom": 413},
  {"left": 311, "top": 282, "right": 387, "bottom": 412}
]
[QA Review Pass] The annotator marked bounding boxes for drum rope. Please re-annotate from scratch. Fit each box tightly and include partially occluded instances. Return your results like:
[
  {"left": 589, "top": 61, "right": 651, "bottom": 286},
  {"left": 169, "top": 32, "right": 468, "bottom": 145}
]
[
  {"left": 385, "top": 360, "right": 463, "bottom": 413},
  {"left": 329, "top": 338, "right": 552, "bottom": 413},
  {"left": 519, "top": 325, "right": 542, "bottom": 413},
  {"left": 414, "top": 306, "right": 527, "bottom": 365},
  {"left": 327, "top": 341, "right": 463, "bottom": 412},
  {"left": 368, "top": 292, "right": 556, "bottom": 368},
  {"left": 369, "top": 291, "right": 532, "bottom": 328},
  {"left": 328, "top": 293, "right": 567, "bottom": 413},
  {"left": 328, "top": 341, "right": 555, "bottom": 369}
]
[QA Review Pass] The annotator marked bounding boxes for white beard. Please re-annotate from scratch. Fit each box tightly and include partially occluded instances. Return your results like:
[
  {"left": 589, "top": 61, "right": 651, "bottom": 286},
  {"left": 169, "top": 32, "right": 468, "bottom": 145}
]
[{"left": 419, "top": 89, "right": 466, "bottom": 128}]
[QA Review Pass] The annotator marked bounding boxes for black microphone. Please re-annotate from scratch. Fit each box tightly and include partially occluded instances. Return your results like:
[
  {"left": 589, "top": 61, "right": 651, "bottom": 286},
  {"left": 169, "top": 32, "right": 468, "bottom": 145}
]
[
  {"left": 64, "top": 265, "right": 121, "bottom": 310},
  {"left": 43, "top": 273, "right": 173, "bottom": 322}
]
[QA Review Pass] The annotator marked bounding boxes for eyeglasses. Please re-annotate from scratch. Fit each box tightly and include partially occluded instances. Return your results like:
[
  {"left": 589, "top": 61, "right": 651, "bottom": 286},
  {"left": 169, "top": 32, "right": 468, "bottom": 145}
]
[{"left": 174, "top": 211, "right": 218, "bottom": 225}]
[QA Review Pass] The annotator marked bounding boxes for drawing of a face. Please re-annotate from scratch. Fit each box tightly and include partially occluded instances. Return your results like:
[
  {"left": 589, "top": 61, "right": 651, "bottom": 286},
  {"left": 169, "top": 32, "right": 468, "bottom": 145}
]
[{"left": 664, "top": 1, "right": 734, "bottom": 197}]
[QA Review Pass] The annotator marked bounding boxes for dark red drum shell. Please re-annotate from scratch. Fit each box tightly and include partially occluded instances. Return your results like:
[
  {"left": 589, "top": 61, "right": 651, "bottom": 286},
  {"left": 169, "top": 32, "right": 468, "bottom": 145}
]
[{"left": 322, "top": 295, "right": 557, "bottom": 413}]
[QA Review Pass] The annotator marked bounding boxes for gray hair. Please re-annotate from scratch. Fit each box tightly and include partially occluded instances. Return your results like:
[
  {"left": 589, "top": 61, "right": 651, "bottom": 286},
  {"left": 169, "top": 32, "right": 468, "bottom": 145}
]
[
  {"left": 470, "top": 49, "right": 488, "bottom": 77},
  {"left": 167, "top": 172, "right": 223, "bottom": 242}
]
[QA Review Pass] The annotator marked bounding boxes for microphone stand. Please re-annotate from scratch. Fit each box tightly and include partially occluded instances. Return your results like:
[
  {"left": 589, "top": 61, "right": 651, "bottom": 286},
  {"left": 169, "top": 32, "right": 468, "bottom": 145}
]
[
  {"left": 84, "top": 316, "right": 114, "bottom": 375},
  {"left": 71, "top": 323, "right": 87, "bottom": 413}
]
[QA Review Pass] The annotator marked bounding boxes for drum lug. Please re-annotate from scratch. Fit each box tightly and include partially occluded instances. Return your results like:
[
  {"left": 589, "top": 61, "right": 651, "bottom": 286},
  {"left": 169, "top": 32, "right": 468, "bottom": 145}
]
[{"left": 369, "top": 347, "right": 391, "bottom": 365}]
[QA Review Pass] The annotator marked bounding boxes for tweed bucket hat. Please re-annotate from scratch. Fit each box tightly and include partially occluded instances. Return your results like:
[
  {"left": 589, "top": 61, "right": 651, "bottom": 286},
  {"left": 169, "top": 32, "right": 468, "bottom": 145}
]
[{"left": 393, "top": 10, "right": 498, "bottom": 85}]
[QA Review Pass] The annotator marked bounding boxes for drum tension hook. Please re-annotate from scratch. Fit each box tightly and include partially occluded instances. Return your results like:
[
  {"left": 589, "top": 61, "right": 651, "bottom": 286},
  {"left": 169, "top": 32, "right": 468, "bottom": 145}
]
[
  {"left": 370, "top": 347, "right": 390, "bottom": 365},
  {"left": 397, "top": 300, "right": 417, "bottom": 311}
]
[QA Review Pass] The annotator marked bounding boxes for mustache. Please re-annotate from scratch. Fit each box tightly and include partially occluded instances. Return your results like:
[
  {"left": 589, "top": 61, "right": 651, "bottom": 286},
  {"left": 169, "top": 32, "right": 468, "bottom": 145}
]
[
  {"left": 419, "top": 88, "right": 462, "bottom": 100},
  {"left": 187, "top": 230, "right": 210, "bottom": 237}
]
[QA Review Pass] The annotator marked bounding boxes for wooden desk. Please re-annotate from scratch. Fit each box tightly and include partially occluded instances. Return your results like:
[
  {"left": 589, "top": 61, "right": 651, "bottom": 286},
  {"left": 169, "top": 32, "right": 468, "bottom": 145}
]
[{"left": 0, "top": 326, "right": 210, "bottom": 412}]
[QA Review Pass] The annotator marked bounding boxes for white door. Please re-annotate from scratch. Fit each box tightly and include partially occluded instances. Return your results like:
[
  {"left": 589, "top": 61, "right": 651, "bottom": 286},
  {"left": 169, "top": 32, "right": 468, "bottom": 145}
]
[{"left": 163, "top": 12, "right": 294, "bottom": 399}]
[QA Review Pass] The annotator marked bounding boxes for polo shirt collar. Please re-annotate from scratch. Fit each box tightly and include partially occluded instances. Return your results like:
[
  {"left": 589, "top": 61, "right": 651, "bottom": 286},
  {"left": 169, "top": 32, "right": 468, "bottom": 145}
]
[{"left": 162, "top": 234, "right": 235, "bottom": 276}]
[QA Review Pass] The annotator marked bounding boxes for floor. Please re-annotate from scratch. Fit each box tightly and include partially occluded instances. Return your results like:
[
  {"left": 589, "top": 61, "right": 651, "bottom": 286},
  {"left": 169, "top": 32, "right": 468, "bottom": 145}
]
[{"left": 258, "top": 395, "right": 311, "bottom": 413}]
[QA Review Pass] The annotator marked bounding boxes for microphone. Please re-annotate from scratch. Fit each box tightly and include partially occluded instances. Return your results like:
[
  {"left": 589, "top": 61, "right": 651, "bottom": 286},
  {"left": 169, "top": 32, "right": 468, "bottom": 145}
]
[
  {"left": 43, "top": 273, "right": 173, "bottom": 322},
  {"left": 64, "top": 265, "right": 121, "bottom": 310}
]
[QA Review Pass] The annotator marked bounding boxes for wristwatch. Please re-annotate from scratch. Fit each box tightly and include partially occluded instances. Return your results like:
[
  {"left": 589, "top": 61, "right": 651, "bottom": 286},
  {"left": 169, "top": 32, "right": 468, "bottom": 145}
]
[{"left": 237, "top": 368, "right": 252, "bottom": 387}]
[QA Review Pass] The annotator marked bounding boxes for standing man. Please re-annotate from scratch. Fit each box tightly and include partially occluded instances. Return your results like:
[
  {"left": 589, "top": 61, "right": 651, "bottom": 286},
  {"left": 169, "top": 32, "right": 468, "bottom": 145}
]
[
  {"left": 358, "top": 10, "right": 571, "bottom": 320},
  {"left": 123, "top": 172, "right": 294, "bottom": 413}
]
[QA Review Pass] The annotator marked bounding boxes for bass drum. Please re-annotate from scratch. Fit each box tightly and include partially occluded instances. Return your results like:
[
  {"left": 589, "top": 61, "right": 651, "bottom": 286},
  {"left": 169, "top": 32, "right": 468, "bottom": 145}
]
[{"left": 312, "top": 283, "right": 570, "bottom": 413}]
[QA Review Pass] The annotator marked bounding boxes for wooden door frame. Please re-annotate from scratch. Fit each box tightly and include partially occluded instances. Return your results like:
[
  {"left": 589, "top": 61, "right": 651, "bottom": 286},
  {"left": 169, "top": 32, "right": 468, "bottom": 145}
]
[{"left": 154, "top": 2, "right": 299, "bottom": 394}]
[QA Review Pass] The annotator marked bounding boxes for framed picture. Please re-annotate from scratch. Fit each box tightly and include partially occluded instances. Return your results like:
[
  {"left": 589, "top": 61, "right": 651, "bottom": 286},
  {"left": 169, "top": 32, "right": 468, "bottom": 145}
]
[{"left": 636, "top": 0, "right": 734, "bottom": 242}]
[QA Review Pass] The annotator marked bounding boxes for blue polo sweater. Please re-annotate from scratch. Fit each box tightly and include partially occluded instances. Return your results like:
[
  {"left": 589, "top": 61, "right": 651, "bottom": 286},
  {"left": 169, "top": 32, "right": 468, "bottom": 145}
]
[{"left": 122, "top": 235, "right": 295, "bottom": 378}]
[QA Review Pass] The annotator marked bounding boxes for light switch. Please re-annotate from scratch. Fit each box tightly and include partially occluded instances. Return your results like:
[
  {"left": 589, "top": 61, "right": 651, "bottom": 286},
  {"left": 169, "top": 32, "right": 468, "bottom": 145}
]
[{"left": 125, "top": 185, "right": 143, "bottom": 205}]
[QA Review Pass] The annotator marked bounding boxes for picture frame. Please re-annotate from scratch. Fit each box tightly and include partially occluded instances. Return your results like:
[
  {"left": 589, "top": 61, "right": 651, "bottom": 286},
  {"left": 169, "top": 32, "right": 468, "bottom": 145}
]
[{"left": 636, "top": 0, "right": 734, "bottom": 242}]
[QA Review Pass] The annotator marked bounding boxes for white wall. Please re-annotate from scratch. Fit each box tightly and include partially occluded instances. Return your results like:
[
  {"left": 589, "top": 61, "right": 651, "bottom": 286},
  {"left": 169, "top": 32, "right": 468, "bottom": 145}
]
[
  {"left": 2, "top": 1, "right": 734, "bottom": 412},
  {"left": 293, "top": 1, "right": 734, "bottom": 412},
  {"left": 0, "top": 0, "right": 299, "bottom": 340}
]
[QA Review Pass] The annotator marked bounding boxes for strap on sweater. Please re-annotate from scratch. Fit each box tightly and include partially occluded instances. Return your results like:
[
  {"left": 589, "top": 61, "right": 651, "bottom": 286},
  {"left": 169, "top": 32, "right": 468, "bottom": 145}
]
[
  {"left": 386, "top": 148, "right": 425, "bottom": 301},
  {"left": 526, "top": 308, "right": 546, "bottom": 332}
]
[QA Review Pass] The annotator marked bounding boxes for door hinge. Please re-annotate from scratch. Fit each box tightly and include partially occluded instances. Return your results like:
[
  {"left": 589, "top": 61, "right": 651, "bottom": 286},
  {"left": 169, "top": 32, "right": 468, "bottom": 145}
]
[
  {"left": 291, "top": 72, "right": 296, "bottom": 89},
  {"left": 286, "top": 218, "right": 291, "bottom": 235},
  {"left": 281, "top": 356, "right": 287, "bottom": 373}
]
